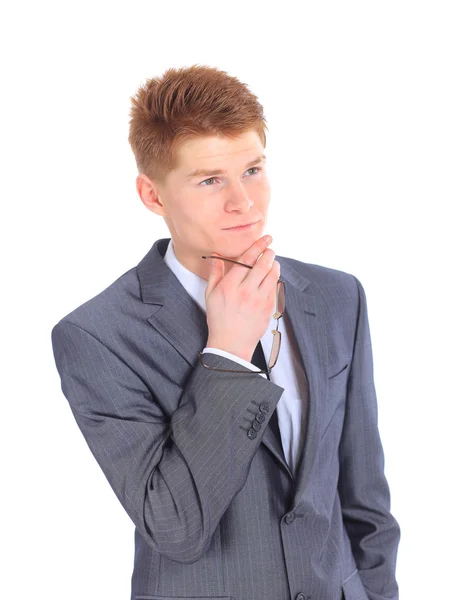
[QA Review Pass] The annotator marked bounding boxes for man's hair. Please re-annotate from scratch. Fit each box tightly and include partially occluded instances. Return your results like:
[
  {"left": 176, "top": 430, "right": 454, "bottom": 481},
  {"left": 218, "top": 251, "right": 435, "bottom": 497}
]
[{"left": 128, "top": 64, "right": 268, "bottom": 184}]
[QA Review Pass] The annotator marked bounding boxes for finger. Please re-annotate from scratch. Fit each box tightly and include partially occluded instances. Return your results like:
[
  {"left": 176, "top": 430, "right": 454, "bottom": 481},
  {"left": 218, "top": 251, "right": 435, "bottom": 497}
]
[
  {"left": 224, "top": 235, "right": 273, "bottom": 286},
  {"left": 206, "top": 253, "right": 225, "bottom": 295},
  {"left": 242, "top": 247, "right": 276, "bottom": 289},
  {"left": 259, "top": 260, "right": 280, "bottom": 299}
]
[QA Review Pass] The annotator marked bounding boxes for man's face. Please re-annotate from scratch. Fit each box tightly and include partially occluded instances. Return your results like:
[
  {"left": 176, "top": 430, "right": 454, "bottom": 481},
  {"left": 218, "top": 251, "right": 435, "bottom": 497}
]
[{"left": 138, "top": 129, "right": 271, "bottom": 280}]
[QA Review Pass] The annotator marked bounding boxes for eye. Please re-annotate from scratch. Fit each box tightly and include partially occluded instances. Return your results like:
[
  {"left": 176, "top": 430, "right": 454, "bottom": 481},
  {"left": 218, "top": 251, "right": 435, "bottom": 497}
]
[
  {"left": 200, "top": 177, "right": 216, "bottom": 187},
  {"left": 247, "top": 166, "right": 261, "bottom": 176},
  {"left": 199, "top": 166, "right": 261, "bottom": 187}
]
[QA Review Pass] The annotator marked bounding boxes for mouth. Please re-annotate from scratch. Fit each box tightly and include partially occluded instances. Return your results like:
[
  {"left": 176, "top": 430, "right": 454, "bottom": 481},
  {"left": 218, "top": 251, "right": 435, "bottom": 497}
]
[{"left": 223, "top": 220, "right": 259, "bottom": 231}]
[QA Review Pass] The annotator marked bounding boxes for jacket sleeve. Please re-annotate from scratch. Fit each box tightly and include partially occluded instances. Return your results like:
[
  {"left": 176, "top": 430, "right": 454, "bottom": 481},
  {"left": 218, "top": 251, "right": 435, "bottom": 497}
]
[
  {"left": 202, "top": 347, "right": 267, "bottom": 378},
  {"left": 51, "top": 320, "right": 284, "bottom": 564},
  {"left": 337, "top": 276, "right": 401, "bottom": 600}
]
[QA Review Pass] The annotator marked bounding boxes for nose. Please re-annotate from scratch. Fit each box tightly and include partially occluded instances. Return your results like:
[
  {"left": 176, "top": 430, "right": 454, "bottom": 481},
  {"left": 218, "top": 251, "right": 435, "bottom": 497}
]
[{"left": 225, "top": 180, "right": 254, "bottom": 211}]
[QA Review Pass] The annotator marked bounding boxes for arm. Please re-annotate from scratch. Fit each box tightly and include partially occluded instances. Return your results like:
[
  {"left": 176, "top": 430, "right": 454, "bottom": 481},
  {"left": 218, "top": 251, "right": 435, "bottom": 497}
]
[
  {"left": 337, "top": 276, "right": 401, "bottom": 600},
  {"left": 51, "top": 320, "right": 284, "bottom": 564}
]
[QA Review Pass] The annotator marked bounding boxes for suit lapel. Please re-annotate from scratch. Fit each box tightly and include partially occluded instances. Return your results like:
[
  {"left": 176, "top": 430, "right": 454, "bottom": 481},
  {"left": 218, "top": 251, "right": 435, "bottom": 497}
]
[
  {"left": 137, "top": 238, "right": 327, "bottom": 512},
  {"left": 282, "top": 283, "right": 328, "bottom": 513}
]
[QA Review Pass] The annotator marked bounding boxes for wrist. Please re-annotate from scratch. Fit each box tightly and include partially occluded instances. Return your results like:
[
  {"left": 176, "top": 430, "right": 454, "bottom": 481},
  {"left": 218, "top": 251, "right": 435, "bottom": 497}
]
[{"left": 205, "top": 341, "right": 253, "bottom": 363}]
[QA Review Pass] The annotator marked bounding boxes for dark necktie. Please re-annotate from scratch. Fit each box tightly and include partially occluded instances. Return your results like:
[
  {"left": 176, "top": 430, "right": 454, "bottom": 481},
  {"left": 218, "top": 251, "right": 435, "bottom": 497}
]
[{"left": 251, "top": 341, "right": 282, "bottom": 447}]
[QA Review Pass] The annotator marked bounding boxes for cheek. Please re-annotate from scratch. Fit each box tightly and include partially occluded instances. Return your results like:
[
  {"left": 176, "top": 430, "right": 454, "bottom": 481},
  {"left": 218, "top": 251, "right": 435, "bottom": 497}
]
[
  {"left": 256, "top": 175, "right": 271, "bottom": 196},
  {"left": 257, "top": 189, "right": 271, "bottom": 210},
  {"left": 167, "top": 205, "right": 202, "bottom": 237},
  {"left": 183, "top": 206, "right": 218, "bottom": 235}
]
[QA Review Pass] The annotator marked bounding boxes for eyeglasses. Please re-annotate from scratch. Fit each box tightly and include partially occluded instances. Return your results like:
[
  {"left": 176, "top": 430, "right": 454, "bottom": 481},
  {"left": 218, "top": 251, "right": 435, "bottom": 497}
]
[{"left": 197, "top": 255, "right": 285, "bottom": 379}]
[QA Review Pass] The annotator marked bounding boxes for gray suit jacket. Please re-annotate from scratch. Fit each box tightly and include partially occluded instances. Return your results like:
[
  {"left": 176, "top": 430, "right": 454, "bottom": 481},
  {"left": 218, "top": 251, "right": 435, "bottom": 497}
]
[{"left": 51, "top": 237, "right": 400, "bottom": 600}]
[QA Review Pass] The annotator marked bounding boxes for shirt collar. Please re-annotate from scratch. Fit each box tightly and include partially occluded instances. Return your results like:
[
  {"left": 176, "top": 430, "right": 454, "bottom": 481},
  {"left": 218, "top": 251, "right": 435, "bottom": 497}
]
[{"left": 163, "top": 239, "right": 209, "bottom": 314}]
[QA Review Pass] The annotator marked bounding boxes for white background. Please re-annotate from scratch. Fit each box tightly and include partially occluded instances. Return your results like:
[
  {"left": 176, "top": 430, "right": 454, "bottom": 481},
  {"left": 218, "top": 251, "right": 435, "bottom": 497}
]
[{"left": 1, "top": 1, "right": 461, "bottom": 599}]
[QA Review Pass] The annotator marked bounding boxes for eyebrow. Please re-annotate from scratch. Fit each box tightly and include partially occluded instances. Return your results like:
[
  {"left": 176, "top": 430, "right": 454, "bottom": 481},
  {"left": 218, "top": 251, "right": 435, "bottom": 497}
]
[{"left": 186, "top": 154, "right": 266, "bottom": 180}]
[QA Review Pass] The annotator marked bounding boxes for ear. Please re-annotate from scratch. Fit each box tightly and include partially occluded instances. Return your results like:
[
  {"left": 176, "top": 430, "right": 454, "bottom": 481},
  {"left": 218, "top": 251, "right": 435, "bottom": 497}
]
[{"left": 136, "top": 174, "right": 168, "bottom": 216}]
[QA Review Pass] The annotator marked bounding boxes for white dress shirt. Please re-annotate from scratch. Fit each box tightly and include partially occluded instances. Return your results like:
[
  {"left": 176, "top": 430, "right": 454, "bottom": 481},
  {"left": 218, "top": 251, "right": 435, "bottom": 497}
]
[{"left": 163, "top": 239, "right": 308, "bottom": 478}]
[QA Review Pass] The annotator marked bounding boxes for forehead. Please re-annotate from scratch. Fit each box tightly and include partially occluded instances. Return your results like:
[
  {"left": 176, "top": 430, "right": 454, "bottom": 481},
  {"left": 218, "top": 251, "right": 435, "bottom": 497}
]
[{"left": 176, "top": 130, "right": 264, "bottom": 177}]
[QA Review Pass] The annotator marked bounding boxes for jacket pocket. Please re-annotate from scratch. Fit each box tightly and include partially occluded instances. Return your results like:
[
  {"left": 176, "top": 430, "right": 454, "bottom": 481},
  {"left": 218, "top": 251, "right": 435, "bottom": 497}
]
[
  {"left": 341, "top": 568, "right": 368, "bottom": 600},
  {"left": 319, "top": 361, "right": 349, "bottom": 443},
  {"left": 327, "top": 361, "right": 349, "bottom": 380}
]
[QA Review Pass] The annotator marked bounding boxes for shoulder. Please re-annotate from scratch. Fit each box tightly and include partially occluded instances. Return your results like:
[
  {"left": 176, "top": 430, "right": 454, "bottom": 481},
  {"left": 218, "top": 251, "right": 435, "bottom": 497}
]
[
  {"left": 51, "top": 265, "right": 145, "bottom": 341},
  {"left": 276, "top": 254, "right": 366, "bottom": 359},
  {"left": 276, "top": 253, "right": 366, "bottom": 344},
  {"left": 277, "top": 252, "right": 361, "bottom": 300}
]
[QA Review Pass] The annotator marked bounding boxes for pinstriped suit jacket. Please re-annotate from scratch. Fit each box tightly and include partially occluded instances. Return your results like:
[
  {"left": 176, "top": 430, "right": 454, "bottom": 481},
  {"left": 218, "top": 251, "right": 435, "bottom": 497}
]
[{"left": 51, "top": 237, "right": 400, "bottom": 600}]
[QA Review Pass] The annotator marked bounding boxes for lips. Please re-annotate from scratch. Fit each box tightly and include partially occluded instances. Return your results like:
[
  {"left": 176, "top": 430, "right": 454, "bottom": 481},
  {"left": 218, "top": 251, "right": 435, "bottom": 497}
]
[{"left": 224, "top": 220, "right": 258, "bottom": 230}]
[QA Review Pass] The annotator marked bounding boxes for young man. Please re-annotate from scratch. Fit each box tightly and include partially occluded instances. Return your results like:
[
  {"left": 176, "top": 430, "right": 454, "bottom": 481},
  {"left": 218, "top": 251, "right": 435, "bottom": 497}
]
[{"left": 51, "top": 65, "right": 400, "bottom": 600}]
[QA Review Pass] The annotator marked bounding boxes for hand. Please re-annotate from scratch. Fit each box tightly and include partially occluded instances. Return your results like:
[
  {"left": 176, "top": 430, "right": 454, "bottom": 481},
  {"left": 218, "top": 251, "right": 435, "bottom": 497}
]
[{"left": 205, "top": 235, "right": 280, "bottom": 363}]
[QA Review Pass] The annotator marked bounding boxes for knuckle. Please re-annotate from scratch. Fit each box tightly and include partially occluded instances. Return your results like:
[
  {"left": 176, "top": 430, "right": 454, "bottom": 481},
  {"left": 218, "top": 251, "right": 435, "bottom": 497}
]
[
  {"left": 265, "top": 248, "right": 275, "bottom": 262},
  {"left": 240, "top": 287, "right": 251, "bottom": 302},
  {"left": 272, "top": 265, "right": 280, "bottom": 281},
  {"left": 251, "top": 297, "right": 261, "bottom": 310},
  {"left": 221, "top": 281, "right": 232, "bottom": 295}
]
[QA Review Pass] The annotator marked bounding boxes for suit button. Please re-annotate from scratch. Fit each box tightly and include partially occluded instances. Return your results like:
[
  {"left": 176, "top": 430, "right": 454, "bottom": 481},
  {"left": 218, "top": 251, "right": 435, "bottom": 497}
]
[
  {"left": 285, "top": 511, "right": 295, "bottom": 524},
  {"left": 295, "top": 594, "right": 306, "bottom": 600},
  {"left": 251, "top": 420, "right": 262, "bottom": 431},
  {"left": 247, "top": 429, "right": 257, "bottom": 439},
  {"left": 255, "top": 412, "right": 266, "bottom": 423},
  {"left": 259, "top": 402, "right": 270, "bottom": 413}
]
